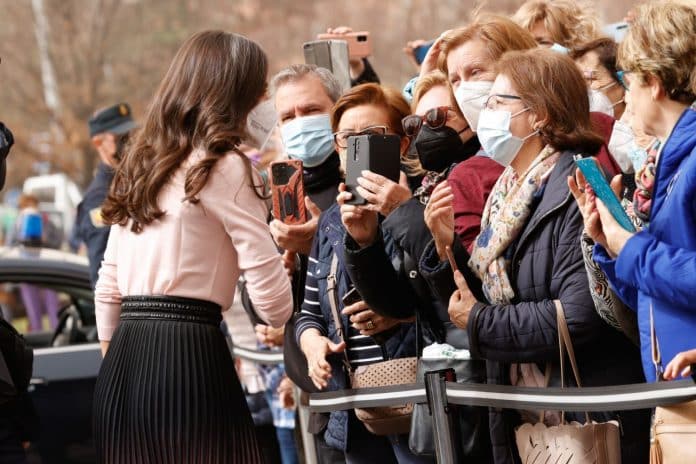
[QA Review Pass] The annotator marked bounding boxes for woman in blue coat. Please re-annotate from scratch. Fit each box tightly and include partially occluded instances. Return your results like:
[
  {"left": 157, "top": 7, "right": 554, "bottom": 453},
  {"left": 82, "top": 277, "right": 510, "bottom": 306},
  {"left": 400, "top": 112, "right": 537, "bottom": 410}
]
[{"left": 571, "top": 1, "right": 696, "bottom": 383}]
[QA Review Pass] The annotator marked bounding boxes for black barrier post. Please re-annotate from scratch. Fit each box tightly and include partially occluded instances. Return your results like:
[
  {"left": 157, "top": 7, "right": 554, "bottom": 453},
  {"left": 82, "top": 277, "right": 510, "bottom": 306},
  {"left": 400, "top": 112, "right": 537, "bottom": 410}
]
[{"left": 425, "top": 372, "right": 460, "bottom": 464}]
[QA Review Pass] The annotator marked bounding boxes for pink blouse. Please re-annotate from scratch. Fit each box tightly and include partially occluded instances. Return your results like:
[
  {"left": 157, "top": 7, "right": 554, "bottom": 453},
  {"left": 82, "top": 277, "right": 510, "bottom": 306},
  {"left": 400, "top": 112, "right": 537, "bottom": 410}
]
[{"left": 94, "top": 150, "right": 293, "bottom": 341}]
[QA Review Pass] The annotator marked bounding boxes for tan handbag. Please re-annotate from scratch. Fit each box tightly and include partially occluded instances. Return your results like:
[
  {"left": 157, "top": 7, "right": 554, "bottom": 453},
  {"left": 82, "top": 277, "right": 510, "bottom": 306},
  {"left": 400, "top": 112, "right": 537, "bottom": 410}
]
[
  {"left": 326, "top": 254, "right": 416, "bottom": 436},
  {"left": 514, "top": 301, "right": 622, "bottom": 464},
  {"left": 350, "top": 357, "right": 417, "bottom": 435},
  {"left": 649, "top": 305, "right": 696, "bottom": 464}
]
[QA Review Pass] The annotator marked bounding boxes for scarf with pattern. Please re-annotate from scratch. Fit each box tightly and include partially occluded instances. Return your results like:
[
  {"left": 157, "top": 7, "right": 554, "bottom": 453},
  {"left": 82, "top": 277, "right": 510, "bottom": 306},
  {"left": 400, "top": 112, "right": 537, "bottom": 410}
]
[{"left": 468, "top": 146, "right": 561, "bottom": 304}]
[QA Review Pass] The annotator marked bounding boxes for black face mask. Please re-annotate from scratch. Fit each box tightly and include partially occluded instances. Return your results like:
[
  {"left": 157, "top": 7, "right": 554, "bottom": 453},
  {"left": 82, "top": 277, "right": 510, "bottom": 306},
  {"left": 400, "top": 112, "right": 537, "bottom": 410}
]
[{"left": 414, "top": 125, "right": 480, "bottom": 173}]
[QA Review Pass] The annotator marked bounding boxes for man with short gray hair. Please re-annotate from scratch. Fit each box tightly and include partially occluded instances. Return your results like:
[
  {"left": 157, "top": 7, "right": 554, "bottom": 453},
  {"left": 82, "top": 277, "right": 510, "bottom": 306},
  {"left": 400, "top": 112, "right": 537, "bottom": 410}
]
[
  {"left": 269, "top": 64, "right": 344, "bottom": 253},
  {"left": 267, "top": 64, "right": 346, "bottom": 464}
]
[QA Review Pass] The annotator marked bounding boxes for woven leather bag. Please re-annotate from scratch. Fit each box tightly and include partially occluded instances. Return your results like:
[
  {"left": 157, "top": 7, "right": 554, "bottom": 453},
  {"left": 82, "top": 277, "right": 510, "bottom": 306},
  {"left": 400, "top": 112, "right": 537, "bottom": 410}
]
[
  {"left": 649, "top": 305, "right": 696, "bottom": 464},
  {"left": 514, "top": 301, "right": 621, "bottom": 464},
  {"left": 327, "top": 255, "right": 417, "bottom": 436}
]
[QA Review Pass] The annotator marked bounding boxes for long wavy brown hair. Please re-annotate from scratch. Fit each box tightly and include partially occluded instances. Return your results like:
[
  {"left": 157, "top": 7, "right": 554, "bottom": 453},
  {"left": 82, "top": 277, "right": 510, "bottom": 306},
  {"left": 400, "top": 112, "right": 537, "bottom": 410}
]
[{"left": 102, "top": 30, "right": 268, "bottom": 233}]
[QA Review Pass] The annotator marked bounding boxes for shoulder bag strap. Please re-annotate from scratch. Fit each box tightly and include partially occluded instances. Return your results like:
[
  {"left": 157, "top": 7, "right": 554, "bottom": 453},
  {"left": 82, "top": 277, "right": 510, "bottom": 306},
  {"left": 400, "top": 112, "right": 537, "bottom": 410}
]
[
  {"left": 327, "top": 254, "right": 351, "bottom": 371},
  {"left": 555, "top": 300, "right": 591, "bottom": 423},
  {"left": 650, "top": 303, "right": 663, "bottom": 381}
]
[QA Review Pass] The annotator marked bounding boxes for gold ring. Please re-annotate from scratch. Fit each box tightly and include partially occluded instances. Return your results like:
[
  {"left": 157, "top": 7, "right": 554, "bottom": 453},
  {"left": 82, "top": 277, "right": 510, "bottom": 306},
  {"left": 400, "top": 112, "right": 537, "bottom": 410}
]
[{"left": 366, "top": 319, "right": 375, "bottom": 330}]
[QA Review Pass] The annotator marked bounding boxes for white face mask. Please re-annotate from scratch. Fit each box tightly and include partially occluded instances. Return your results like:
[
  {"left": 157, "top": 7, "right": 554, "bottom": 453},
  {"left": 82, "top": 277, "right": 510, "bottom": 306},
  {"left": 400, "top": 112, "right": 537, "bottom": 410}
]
[
  {"left": 588, "top": 89, "right": 615, "bottom": 117},
  {"left": 477, "top": 108, "right": 538, "bottom": 167},
  {"left": 454, "top": 81, "right": 494, "bottom": 132},
  {"left": 607, "top": 119, "right": 638, "bottom": 173},
  {"left": 588, "top": 87, "right": 624, "bottom": 118}
]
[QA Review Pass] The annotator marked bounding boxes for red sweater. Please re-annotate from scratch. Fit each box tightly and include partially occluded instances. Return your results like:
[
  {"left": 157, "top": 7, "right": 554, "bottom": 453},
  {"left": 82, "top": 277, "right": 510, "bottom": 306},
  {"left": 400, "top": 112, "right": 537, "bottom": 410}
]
[{"left": 448, "top": 155, "right": 505, "bottom": 253}]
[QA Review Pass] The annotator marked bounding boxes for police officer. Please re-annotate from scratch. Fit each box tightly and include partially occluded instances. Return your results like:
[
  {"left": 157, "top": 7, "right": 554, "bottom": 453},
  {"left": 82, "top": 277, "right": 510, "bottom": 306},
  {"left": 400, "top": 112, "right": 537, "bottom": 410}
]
[{"left": 73, "top": 103, "right": 136, "bottom": 287}]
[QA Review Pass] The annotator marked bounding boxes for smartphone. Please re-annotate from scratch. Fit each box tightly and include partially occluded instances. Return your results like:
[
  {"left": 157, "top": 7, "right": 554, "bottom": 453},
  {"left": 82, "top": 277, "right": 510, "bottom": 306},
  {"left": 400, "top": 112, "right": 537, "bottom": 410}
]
[
  {"left": 445, "top": 246, "right": 458, "bottom": 272},
  {"left": 341, "top": 287, "right": 362, "bottom": 306},
  {"left": 303, "top": 40, "right": 351, "bottom": 91},
  {"left": 270, "top": 160, "right": 308, "bottom": 225},
  {"left": 345, "top": 134, "right": 402, "bottom": 206},
  {"left": 317, "top": 31, "right": 371, "bottom": 59},
  {"left": 574, "top": 156, "right": 636, "bottom": 232},
  {"left": 414, "top": 41, "right": 434, "bottom": 65}
]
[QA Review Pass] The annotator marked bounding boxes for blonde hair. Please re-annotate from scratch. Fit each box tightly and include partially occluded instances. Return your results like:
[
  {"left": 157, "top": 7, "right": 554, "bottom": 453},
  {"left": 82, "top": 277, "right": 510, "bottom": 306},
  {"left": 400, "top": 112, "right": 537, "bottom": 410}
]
[
  {"left": 412, "top": 71, "right": 464, "bottom": 119},
  {"left": 618, "top": 1, "right": 696, "bottom": 104},
  {"left": 437, "top": 15, "right": 537, "bottom": 76},
  {"left": 512, "top": 0, "right": 599, "bottom": 48}
]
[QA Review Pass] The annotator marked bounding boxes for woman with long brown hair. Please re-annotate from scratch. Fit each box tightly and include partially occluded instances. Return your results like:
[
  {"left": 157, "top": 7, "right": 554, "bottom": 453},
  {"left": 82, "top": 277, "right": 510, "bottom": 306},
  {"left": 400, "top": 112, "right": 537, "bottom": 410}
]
[{"left": 93, "top": 30, "right": 292, "bottom": 463}]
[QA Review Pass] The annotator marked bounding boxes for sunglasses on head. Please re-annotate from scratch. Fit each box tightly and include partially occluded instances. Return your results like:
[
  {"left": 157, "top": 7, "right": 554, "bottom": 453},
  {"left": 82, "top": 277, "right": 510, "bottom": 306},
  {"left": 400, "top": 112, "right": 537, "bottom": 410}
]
[{"left": 402, "top": 106, "right": 457, "bottom": 137}]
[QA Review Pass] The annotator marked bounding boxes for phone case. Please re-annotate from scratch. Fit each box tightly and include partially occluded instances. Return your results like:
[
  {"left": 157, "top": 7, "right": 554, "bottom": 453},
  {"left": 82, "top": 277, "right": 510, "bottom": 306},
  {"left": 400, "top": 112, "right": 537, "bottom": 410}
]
[
  {"left": 575, "top": 157, "right": 636, "bottom": 232},
  {"left": 414, "top": 41, "right": 434, "bottom": 65},
  {"left": 345, "top": 134, "right": 402, "bottom": 206},
  {"left": 317, "top": 32, "right": 371, "bottom": 59},
  {"left": 303, "top": 40, "right": 351, "bottom": 91},
  {"left": 341, "top": 287, "right": 362, "bottom": 306},
  {"left": 270, "top": 160, "right": 308, "bottom": 225}
]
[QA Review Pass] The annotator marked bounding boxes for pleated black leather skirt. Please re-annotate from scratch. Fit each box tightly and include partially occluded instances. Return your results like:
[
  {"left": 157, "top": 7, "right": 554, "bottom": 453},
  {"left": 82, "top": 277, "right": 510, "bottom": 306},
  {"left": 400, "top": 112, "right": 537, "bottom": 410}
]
[{"left": 93, "top": 295, "right": 264, "bottom": 464}]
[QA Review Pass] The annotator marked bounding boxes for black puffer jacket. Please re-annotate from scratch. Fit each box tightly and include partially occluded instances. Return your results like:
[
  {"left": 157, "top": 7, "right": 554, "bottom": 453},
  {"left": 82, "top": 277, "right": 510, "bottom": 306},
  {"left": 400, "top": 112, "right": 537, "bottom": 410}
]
[{"left": 419, "top": 152, "right": 649, "bottom": 464}]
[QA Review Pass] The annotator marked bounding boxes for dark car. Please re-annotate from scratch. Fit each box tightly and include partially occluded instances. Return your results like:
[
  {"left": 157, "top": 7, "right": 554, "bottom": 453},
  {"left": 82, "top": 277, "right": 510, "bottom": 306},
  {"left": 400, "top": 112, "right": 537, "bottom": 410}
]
[{"left": 0, "top": 246, "right": 100, "bottom": 463}]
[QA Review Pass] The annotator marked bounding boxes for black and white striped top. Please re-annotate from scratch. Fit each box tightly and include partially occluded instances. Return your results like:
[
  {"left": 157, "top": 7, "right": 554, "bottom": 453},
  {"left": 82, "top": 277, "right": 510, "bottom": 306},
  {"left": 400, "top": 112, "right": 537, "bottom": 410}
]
[{"left": 296, "top": 255, "right": 384, "bottom": 367}]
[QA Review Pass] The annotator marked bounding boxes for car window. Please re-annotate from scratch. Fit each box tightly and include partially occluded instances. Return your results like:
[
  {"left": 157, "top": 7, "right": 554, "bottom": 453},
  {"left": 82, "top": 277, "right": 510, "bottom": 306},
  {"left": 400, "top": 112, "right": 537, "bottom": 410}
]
[{"left": 0, "top": 281, "right": 95, "bottom": 345}]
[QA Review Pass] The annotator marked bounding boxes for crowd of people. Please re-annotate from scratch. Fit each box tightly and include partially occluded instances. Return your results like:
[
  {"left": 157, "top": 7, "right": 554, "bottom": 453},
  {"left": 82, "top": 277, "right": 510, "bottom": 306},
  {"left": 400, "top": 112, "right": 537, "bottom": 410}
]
[{"left": 0, "top": 0, "right": 695, "bottom": 463}]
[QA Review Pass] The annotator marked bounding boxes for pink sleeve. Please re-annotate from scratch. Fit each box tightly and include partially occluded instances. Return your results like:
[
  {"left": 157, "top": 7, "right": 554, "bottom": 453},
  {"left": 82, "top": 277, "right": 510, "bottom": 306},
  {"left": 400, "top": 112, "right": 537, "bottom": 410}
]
[
  {"left": 94, "top": 226, "right": 122, "bottom": 341},
  {"left": 208, "top": 156, "right": 293, "bottom": 328}
]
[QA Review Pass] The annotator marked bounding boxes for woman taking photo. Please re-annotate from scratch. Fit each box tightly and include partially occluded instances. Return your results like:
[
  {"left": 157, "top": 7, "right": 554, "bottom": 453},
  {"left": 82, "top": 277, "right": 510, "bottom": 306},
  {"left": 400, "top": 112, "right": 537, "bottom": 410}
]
[
  {"left": 296, "top": 83, "right": 429, "bottom": 464},
  {"left": 441, "top": 48, "right": 648, "bottom": 463},
  {"left": 93, "top": 31, "right": 293, "bottom": 463},
  {"left": 571, "top": 1, "right": 696, "bottom": 383}
]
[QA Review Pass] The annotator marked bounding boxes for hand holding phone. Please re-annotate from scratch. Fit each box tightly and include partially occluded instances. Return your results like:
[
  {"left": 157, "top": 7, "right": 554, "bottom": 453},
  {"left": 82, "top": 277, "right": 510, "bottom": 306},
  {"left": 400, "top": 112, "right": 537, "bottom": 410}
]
[
  {"left": 317, "top": 30, "right": 371, "bottom": 59},
  {"left": 270, "top": 160, "right": 308, "bottom": 225},
  {"left": 341, "top": 287, "right": 363, "bottom": 307},
  {"left": 574, "top": 156, "right": 635, "bottom": 232},
  {"left": 345, "top": 134, "right": 402, "bottom": 206}
]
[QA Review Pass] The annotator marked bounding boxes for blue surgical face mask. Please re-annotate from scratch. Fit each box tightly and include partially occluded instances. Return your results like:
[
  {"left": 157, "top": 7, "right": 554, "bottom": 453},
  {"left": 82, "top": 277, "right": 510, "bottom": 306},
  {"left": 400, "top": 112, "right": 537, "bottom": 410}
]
[
  {"left": 476, "top": 108, "right": 539, "bottom": 167},
  {"left": 280, "top": 114, "right": 335, "bottom": 168}
]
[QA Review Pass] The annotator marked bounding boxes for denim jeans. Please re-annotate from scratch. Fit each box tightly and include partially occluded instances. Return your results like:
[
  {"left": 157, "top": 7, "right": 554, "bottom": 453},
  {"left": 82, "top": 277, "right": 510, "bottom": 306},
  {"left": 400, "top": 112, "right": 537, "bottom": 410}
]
[{"left": 276, "top": 427, "right": 299, "bottom": 464}]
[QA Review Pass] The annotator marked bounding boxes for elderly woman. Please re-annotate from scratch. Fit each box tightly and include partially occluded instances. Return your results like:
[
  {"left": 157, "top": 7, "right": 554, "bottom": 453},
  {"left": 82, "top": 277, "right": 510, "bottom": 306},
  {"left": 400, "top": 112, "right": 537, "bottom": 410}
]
[
  {"left": 296, "top": 83, "right": 432, "bottom": 464},
  {"left": 571, "top": 38, "right": 626, "bottom": 120},
  {"left": 512, "top": 0, "right": 599, "bottom": 49},
  {"left": 571, "top": 1, "right": 696, "bottom": 384},
  {"left": 440, "top": 48, "right": 648, "bottom": 463}
]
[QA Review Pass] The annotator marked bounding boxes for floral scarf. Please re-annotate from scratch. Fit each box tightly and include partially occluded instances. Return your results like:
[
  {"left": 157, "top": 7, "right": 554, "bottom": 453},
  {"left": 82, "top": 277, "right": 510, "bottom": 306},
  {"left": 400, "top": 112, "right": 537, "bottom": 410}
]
[{"left": 468, "top": 146, "right": 561, "bottom": 304}]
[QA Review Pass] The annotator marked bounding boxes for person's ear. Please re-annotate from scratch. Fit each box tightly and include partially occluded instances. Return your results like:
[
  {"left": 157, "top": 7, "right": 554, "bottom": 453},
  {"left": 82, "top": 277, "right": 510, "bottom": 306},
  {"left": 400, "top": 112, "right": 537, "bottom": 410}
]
[
  {"left": 528, "top": 110, "right": 548, "bottom": 133},
  {"left": 91, "top": 135, "right": 103, "bottom": 149},
  {"left": 647, "top": 74, "right": 665, "bottom": 101}
]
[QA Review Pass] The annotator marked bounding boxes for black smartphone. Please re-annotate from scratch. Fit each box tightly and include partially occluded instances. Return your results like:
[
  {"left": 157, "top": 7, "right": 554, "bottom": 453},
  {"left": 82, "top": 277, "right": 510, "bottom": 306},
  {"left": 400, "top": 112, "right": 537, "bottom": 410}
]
[
  {"left": 345, "top": 134, "right": 401, "bottom": 206},
  {"left": 341, "top": 287, "right": 362, "bottom": 306}
]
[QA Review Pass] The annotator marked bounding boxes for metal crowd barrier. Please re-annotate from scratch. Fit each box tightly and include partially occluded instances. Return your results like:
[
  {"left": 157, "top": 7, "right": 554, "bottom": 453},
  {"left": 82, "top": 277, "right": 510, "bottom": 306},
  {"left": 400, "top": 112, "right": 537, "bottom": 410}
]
[{"left": 228, "top": 341, "right": 696, "bottom": 464}]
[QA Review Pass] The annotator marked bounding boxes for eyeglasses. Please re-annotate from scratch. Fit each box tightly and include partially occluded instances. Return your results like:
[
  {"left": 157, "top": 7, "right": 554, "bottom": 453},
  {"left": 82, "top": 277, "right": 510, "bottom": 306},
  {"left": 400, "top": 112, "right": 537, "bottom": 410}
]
[
  {"left": 333, "top": 125, "right": 389, "bottom": 149},
  {"left": 484, "top": 94, "right": 522, "bottom": 110},
  {"left": 401, "top": 106, "right": 457, "bottom": 137}
]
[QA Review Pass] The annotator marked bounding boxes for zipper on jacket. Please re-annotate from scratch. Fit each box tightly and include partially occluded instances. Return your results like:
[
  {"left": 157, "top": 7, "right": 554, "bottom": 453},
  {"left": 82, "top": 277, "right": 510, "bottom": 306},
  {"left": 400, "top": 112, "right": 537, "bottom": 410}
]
[{"left": 511, "top": 191, "right": 573, "bottom": 281}]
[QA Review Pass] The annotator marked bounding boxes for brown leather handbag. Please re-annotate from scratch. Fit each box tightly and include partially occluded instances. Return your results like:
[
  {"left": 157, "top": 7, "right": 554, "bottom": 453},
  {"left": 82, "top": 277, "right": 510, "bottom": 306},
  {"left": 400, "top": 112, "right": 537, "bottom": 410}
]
[
  {"left": 649, "top": 305, "right": 696, "bottom": 464},
  {"left": 326, "top": 255, "right": 416, "bottom": 436},
  {"left": 514, "top": 301, "right": 622, "bottom": 464}
]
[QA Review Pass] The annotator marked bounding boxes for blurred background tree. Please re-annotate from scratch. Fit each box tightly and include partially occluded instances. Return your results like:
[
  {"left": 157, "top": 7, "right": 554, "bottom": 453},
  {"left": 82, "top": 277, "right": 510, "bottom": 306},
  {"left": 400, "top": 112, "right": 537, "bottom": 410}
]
[{"left": 0, "top": 0, "right": 632, "bottom": 190}]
